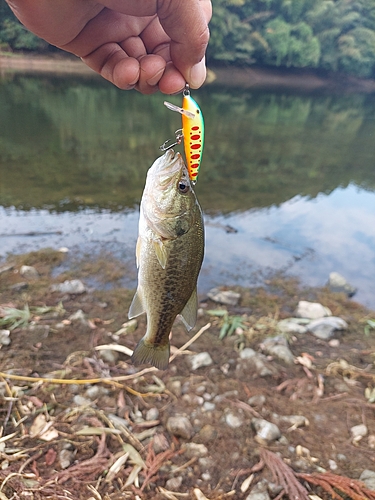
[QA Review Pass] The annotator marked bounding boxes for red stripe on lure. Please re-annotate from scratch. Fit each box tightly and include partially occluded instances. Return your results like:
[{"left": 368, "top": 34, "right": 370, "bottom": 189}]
[{"left": 163, "top": 85, "right": 204, "bottom": 183}]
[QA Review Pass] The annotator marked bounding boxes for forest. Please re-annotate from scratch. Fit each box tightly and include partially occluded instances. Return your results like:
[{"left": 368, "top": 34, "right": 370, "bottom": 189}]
[{"left": 1, "top": 0, "right": 375, "bottom": 78}]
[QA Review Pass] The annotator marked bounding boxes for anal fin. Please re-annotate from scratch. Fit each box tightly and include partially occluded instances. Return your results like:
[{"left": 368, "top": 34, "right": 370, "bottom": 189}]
[{"left": 179, "top": 287, "right": 198, "bottom": 331}]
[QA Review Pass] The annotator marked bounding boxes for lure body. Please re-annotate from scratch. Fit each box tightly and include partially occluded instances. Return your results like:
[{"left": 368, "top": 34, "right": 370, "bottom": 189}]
[
  {"left": 182, "top": 91, "right": 204, "bottom": 183},
  {"left": 163, "top": 86, "right": 204, "bottom": 182}
]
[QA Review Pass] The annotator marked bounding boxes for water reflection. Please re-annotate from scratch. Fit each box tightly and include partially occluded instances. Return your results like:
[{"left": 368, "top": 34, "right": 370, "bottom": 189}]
[{"left": 1, "top": 74, "right": 375, "bottom": 308}]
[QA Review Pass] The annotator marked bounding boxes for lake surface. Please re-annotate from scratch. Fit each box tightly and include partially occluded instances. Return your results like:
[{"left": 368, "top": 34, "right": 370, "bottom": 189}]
[{"left": 1, "top": 73, "right": 375, "bottom": 308}]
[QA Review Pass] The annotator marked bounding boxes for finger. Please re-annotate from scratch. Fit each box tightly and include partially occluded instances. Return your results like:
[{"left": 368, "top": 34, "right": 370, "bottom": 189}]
[
  {"left": 158, "top": 62, "right": 186, "bottom": 95},
  {"left": 82, "top": 44, "right": 140, "bottom": 90},
  {"left": 135, "top": 54, "right": 167, "bottom": 94},
  {"left": 158, "top": 0, "right": 212, "bottom": 88}
]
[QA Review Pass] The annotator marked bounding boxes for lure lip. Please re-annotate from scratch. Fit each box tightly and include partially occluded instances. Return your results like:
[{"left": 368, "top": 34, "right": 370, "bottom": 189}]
[{"left": 163, "top": 101, "right": 195, "bottom": 119}]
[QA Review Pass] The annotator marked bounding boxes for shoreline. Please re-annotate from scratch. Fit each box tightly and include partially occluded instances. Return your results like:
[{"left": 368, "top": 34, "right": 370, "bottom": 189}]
[{"left": 2, "top": 53, "right": 375, "bottom": 93}]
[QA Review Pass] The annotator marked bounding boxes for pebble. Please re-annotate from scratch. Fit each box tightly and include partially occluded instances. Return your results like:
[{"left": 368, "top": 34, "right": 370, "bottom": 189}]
[
  {"left": 328, "top": 272, "right": 357, "bottom": 297},
  {"left": 369, "top": 435, "right": 375, "bottom": 449},
  {"left": 248, "top": 395, "right": 266, "bottom": 407},
  {"left": 245, "top": 479, "right": 271, "bottom": 500},
  {"left": 350, "top": 423, "right": 368, "bottom": 442},
  {"left": 51, "top": 279, "right": 87, "bottom": 295},
  {"left": 328, "top": 339, "right": 340, "bottom": 347},
  {"left": 0, "top": 330, "right": 11, "bottom": 346},
  {"left": 152, "top": 433, "right": 170, "bottom": 453},
  {"left": 202, "top": 402, "right": 215, "bottom": 412},
  {"left": 10, "top": 282, "right": 28, "bottom": 291},
  {"left": 294, "top": 300, "right": 332, "bottom": 319},
  {"left": 146, "top": 408, "right": 159, "bottom": 421},
  {"left": 165, "top": 476, "right": 183, "bottom": 490},
  {"left": 359, "top": 469, "right": 375, "bottom": 490},
  {"left": 225, "top": 412, "right": 244, "bottom": 429},
  {"left": 98, "top": 349, "right": 119, "bottom": 365},
  {"left": 68, "top": 309, "right": 87, "bottom": 323},
  {"left": 194, "top": 424, "right": 217, "bottom": 444},
  {"left": 201, "top": 472, "right": 211, "bottom": 481},
  {"left": 84, "top": 385, "right": 109, "bottom": 400},
  {"left": 328, "top": 459, "right": 338, "bottom": 471},
  {"left": 183, "top": 443, "right": 208, "bottom": 458},
  {"left": 59, "top": 448, "right": 75, "bottom": 469},
  {"left": 252, "top": 418, "right": 281, "bottom": 444},
  {"left": 277, "top": 318, "right": 308, "bottom": 334},
  {"left": 20, "top": 265, "right": 39, "bottom": 279},
  {"left": 272, "top": 414, "right": 308, "bottom": 428},
  {"left": 260, "top": 335, "right": 295, "bottom": 364},
  {"left": 166, "top": 416, "right": 194, "bottom": 439},
  {"left": 73, "top": 395, "right": 92, "bottom": 406},
  {"left": 238, "top": 349, "right": 276, "bottom": 377},
  {"left": 188, "top": 352, "right": 213, "bottom": 370},
  {"left": 167, "top": 380, "right": 182, "bottom": 397},
  {"left": 308, "top": 317, "right": 348, "bottom": 340},
  {"left": 207, "top": 287, "right": 241, "bottom": 306}
]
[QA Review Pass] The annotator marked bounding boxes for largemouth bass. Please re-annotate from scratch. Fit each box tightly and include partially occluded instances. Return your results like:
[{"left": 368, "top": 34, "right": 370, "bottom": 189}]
[{"left": 129, "top": 149, "right": 205, "bottom": 370}]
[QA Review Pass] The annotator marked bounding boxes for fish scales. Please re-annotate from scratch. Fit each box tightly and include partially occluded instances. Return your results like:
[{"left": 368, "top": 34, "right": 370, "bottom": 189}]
[{"left": 129, "top": 150, "right": 204, "bottom": 370}]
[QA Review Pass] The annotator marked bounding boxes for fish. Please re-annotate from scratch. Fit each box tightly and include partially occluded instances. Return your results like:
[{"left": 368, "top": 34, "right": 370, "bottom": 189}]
[
  {"left": 129, "top": 149, "right": 205, "bottom": 370},
  {"left": 164, "top": 85, "right": 204, "bottom": 183}
]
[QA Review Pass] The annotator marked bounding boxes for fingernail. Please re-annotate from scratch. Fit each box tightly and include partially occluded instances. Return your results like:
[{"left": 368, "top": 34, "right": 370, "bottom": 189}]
[
  {"left": 146, "top": 67, "right": 165, "bottom": 87},
  {"left": 188, "top": 58, "right": 206, "bottom": 89}
]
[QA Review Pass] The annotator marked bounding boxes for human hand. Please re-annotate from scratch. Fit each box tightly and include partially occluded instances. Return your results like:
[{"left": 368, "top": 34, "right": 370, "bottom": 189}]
[{"left": 6, "top": 0, "right": 211, "bottom": 94}]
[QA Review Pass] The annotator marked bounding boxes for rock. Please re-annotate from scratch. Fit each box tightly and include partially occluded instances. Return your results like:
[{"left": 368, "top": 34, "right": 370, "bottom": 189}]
[
  {"left": 260, "top": 335, "right": 295, "bottom": 364},
  {"left": 146, "top": 408, "right": 159, "bottom": 421},
  {"left": 183, "top": 443, "right": 208, "bottom": 458},
  {"left": 0, "top": 330, "right": 11, "bottom": 346},
  {"left": 359, "top": 470, "right": 375, "bottom": 490},
  {"left": 10, "top": 282, "right": 28, "bottom": 291},
  {"left": 68, "top": 309, "right": 87, "bottom": 322},
  {"left": 152, "top": 433, "right": 170, "bottom": 453},
  {"left": 248, "top": 395, "right": 266, "bottom": 407},
  {"left": 167, "top": 380, "right": 182, "bottom": 397},
  {"left": 294, "top": 300, "right": 332, "bottom": 319},
  {"left": 20, "top": 265, "right": 39, "bottom": 279},
  {"left": 73, "top": 395, "right": 92, "bottom": 406},
  {"left": 98, "top": 348, "right": 119, "bottom": 365},
  {"left": 328, "top": 459, "right": 338, "bottom": 471},
  {"left": 272, "top": 414, "right": 308, "bottom": 428},
  {"left": 308, "top": 317, "right": 348, "bottom": 340},
  {"left": 207, "top": 287, "right": 240, "bottom": 306},
  {"left": 225, "top": 412, "right": 244, "bottom": 429},
  {"left": 51, "top": 279, "right": 87, "bottom": 294},
  {"left": 188, "top": 352, "right": 213, "bottom": 370},
  {"left": 165, "top": 476, "right": 183, "bottom": 490},
  {"left": 202, "top": 402, "right": 215, "bottom": 412},
  {"left": 277, "top": 318, "right": 308, "bottom": 334},
  {"left": 194, "top": 424, "right": 218, "bottom": 444},
  {"left": 84, "top": 385, "right": 109, "bottom": 400},
  {"left": 328, "top": 272, "right": 357, "bottom": 297},
  {"left": 252, "top": 418, "right": 281, "bottom": 444},
  {"left": 166, "top": 416, "right": 194, "bottom": 439},
  {"left": 245, "top": 479, "right": 271, "bottom": 500},
  {"left": 59, "top": 448, "right": 75, "bottom": 469},
  {"left": 238, "top": 348, "right": 276, "bottom": 377},
  {"left": 351, "top": 424, "right": 367, "bottom": 442}
]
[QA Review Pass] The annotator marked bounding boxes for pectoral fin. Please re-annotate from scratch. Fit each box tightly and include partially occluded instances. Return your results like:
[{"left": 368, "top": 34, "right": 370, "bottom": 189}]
[
  {"left": 128, "top": 289, "right": 146, "bottom": 319},
  {"left": 153, "top": 239, "right": 169, "bottom": 269},
  {"left": 179, "top": 287, "right": 198, "bottom": 331}
]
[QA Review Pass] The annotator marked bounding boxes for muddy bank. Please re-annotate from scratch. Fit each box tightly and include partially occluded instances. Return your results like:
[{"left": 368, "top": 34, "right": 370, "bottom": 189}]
[
  {"left": 2, "top": 52, "right": 375, "bottom": 93},
  {"left": 1, "top": 249, "right": 375, "bottom": 499}
]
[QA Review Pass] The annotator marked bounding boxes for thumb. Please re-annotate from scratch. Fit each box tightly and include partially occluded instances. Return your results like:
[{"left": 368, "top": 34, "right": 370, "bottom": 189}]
[{"left": 158, "top": 0, "right": 211, "bottom": 88}]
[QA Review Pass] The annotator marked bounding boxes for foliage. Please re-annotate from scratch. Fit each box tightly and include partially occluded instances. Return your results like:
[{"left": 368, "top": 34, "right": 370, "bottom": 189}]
[
  {"left": 207, "top": 309, "right": 246, "bottom": 339},
  {"left": 0, "top": 2, "right": 47, "bottom": 51}
]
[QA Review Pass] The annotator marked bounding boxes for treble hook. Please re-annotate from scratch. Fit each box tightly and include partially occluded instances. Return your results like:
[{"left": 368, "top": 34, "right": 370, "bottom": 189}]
[{"left": 159, "top": 129, "right": 183, "bottom": 151}]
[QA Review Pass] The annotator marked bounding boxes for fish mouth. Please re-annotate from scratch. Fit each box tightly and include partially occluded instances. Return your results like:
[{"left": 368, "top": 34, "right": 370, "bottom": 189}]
[{"left": 158, "top": 149, "right": 186, "bottom": 186}]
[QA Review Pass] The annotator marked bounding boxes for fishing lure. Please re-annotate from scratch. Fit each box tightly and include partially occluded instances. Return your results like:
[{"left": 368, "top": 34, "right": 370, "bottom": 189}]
[{"left": 162, "top": 84, "right": 204, "bottom": 183}]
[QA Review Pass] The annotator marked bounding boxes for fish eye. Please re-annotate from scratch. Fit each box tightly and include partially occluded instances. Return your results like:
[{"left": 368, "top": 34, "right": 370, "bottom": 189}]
[{"left": 178, "top": 181, "right": 190, "bottom": 194}]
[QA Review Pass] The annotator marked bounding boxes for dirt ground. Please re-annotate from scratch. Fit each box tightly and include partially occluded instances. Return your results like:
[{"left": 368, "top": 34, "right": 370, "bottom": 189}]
[{"left": 1, "top": 249, "right": 375, "bottom": 499}]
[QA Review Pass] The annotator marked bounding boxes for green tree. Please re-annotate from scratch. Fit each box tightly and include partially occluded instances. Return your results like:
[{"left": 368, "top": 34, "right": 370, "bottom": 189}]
[{"left": 338, "top": 27, "right": 375, "bottom": 77}]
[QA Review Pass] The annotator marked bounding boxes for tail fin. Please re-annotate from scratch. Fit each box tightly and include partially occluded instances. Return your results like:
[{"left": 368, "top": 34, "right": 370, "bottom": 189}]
[{"left": 131, "top": 338, "right": 170, "bottom": 370}]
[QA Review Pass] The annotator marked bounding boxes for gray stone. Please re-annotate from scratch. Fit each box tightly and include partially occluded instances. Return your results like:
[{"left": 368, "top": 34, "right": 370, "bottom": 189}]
[
  {"left": 98, "top": 348, "right": 119, "bottom": 364},
  {"left": 328, "top": 272, "right": 357, "bottom": 297},
  {"left": 59, "top": 448, "right": 75, "bottom": 469},
  {"left": 10, "top": 282, "right": 28, "bottom": 291},
  {"left": 73, "top": 395, "right": 92, "bottom": 406},
  {"left": 351, "top": 424, "right": 368, "bottom": 442},
  {"left": 20, "top": 265, "right": 39, "bottom": 279},
  {"left": 188, "top": 352, "right": 213, "bottom": 370},
  {"left": 273, "top": 414, "right": 308, "bottom": 428},
  {"left": 359, "top": 470, "right": 375, "bottom": 490},
  {"left": 248, "top": 395, "right": 266, "bottom": 407},
  {"left": 252, "top": 418, "right": 281, "bottom": 443},
  {"left": 194, "top": 424, "right": 217, "bottom": 444},
  {"left": 277, "top": 318, "right": 308, "bottom": 334},
  {"left": 238, "top": 349, "right": 276, "bottom": 377},
  {"left": 328, "top": 459, "right": 338, "bottom": 471},
  {"left": 202, "top": 401, "right": 215, "bottom": 412},
  {"left": 84, "top": 385, "right": 109, "bottom": 400},
  {"left": 225, "top": 412, "right": 244, "bottom": 429},
  {"left": 51, "top": 279, "right": 87, "bottom": 295},
  {"left": 165, "top": 476, "right": 183, "bottom": 490},
  {"left": 166, "top": 416, "right": 193, "bottom": 439},
  {"left": 0, "top": 330, "right": 11, "bottom": 346},
  {"left": 240, "top": 348, "right": 257, "bottom": 359},
  {"left": 308, "top": 317, "right": 348, "bottom": 340},
  {"left": 183, "top": 443, "right": 208, "bottom": 458},
  {"left": 146, "top": 407, "right": 159, "bottom": 421},
  {"left": 68, "top": 309, "right": 87, "bottom": 322},
  {"left": 246, "top": 479, "right": 271, "bottom": 500},
  {"left": 260, "top": 335, "right": 295, "bottom": 364},
  {"left": 294, "top": 300, "right": 332, "bottom": 319},
  {"left": 207, "top": 287, "right": 240, "bottom": 306}
]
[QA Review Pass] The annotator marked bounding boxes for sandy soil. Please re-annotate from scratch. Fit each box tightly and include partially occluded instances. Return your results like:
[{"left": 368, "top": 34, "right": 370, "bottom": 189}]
[{"left": 1, "top": 249, "right": 375, "bottom": 499}]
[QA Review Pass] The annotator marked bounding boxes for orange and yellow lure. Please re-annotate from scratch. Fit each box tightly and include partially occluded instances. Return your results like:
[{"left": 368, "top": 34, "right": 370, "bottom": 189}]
[{"left": 163, "top": 84, "right": 204, "bottom": 183}]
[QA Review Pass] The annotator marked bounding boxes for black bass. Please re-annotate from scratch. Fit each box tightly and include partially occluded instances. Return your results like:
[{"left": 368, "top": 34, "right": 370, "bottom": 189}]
[{"left": 129, "top": 149, "right": 204, "bottom": 370}]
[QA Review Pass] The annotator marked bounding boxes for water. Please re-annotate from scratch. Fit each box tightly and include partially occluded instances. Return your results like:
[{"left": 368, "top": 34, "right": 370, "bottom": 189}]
[{"left": 1, "top": 73, "right": 375, "bottom": 308}]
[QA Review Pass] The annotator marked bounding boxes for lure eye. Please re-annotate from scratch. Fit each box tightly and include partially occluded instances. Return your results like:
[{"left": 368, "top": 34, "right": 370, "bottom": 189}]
[{"left": 178, "top": 181, "right": 190, "bottom": 194}]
